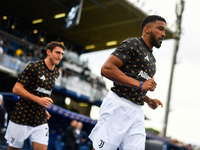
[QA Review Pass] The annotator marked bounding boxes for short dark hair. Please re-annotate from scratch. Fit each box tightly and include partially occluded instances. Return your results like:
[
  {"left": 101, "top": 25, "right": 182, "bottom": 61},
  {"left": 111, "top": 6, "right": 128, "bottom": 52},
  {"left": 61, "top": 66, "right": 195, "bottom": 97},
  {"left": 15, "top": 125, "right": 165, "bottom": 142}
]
[
  {"left": 141, "top": 15, "right": 166, "bottom": 31},
  {"left": 46, "top": 41, "right": 66, "bottom": 52}
]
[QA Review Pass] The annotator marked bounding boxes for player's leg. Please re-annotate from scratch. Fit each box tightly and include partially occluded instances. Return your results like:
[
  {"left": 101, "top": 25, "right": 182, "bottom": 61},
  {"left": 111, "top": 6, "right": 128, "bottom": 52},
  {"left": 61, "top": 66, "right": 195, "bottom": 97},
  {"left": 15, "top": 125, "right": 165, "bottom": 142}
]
[
  {"left": 89, "top": 92, "right": 121, "bottom": 150},
  {"left": 120, "top": 133, "right": 146, "bottom": 150},
  {"left": 89, "top": 91, "right": 138, "bottom": 150},
  {"left": 5, "top": 121, "right": 29, "bottom": 149},
  {"left": 32, "top": 142, "right": 47, "bottom": 150},
  {"left": 7, "top": 146, "right": 21, "bottom": 150},
  {"left": 119, "top": 104, "right": 146, "bottom": 150},
  {"left": 29, "top": 123, "right": 49, "bottom": 150}
]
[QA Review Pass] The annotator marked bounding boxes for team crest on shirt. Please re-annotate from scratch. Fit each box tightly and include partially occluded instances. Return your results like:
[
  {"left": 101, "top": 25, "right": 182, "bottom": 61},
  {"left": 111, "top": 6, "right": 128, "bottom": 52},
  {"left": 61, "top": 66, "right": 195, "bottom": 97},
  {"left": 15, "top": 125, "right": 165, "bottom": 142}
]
[
  {"left": 99, "top": 139, "right": 105, "bottom": 148},
  {"left": 10, "top": 137, "right": 15, "bottom": 144}
]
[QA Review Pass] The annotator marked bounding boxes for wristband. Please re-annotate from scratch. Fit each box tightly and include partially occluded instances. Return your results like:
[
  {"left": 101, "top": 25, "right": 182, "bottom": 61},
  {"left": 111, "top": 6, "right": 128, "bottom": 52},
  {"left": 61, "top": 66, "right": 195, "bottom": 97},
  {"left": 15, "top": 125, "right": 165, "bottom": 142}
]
[{"left": 139, "top": 81, "right": 143, "bottom": 90}]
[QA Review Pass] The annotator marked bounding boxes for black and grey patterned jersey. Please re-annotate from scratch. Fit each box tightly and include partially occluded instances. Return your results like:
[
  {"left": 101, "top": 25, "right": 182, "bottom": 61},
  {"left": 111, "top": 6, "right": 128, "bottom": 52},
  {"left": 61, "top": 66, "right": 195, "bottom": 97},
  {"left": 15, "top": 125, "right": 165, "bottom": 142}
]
[
  {"left": 111, "top": 37, "right": 156, "bottom": 105},
  {"left": 11, "top": 60, "right": 60, "bottom": 126}
]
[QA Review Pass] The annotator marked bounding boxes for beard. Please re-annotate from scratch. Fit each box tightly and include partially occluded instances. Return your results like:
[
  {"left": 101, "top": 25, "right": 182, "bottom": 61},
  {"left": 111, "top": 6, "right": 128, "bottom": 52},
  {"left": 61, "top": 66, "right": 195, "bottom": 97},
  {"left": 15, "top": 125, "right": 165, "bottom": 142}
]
[
  {"left": 49, "top": 56, "right": 60, "bottom": 66},
  {"left": 150, "top": 31, "right": 161, "bottom": 48}
]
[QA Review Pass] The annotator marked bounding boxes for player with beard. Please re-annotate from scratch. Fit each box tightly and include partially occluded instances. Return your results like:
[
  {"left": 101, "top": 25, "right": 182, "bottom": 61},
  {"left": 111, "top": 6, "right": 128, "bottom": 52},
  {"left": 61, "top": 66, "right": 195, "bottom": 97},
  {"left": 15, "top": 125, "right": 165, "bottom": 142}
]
[
  {"left": 89, "top": 15, "right": 166, "bottom": 150},
  {"left": 5, "top": 41, "right": 65, "bottom": 150}
]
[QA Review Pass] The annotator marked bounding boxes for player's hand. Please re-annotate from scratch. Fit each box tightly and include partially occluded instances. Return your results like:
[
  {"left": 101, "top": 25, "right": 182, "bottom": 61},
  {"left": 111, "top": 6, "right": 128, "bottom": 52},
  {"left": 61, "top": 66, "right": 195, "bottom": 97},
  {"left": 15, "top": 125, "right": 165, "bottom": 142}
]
[
  {"left": 146, "top": 99, "right": 163, "bottom": 110},
  {"left": 141, "top": 77, "right": 157, "bottom": 91},
  {"left": 46, "top": 110, "right": 51, "bottom": 120},
  {"left": 38, "top": 97, "right": 53, "bottom": 108}
]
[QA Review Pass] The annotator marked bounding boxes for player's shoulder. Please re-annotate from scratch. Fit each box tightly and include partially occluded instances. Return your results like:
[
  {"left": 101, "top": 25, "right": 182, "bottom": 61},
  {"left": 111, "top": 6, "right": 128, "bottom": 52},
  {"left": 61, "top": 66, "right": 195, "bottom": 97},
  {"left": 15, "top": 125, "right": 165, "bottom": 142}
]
[
  {"left": 119, "top": 37, "right": 142, "bottom": 47},
  {"left": 26, "top": 60, "right": 43, "bottom": 68},
  {"left": 35, "top": 60, "right": 43, "bottom": 64},
  {"left": 122, "top": 37, "right": 140, "bottom": 43},
  {"left": 33, "top": 60, "right": 44, "bottom": 66}
]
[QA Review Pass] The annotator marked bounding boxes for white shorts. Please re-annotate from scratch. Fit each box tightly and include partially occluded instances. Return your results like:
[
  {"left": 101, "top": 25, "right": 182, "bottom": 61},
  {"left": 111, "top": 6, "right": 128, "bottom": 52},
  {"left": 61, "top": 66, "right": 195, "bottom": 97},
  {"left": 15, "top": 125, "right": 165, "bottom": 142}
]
[
  {"left": 89, "top": 90, "right": 146, "bottom": 150},
  {"left": 5, "top": 121, "right": 49, "bottom": 148}
]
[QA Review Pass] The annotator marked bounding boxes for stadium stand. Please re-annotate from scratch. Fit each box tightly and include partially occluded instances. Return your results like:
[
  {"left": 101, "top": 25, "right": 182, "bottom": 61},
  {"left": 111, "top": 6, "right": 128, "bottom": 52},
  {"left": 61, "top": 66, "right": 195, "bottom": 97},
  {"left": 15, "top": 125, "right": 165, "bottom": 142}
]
[{"left": 0, "top": 0, "right": 197, "bottom": 149}]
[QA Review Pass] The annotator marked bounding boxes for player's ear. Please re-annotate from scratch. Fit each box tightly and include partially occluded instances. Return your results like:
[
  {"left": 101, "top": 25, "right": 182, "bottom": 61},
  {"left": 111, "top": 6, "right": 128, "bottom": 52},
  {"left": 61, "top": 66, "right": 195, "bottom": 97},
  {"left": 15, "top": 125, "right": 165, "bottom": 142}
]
[
  {"left": 144, "top": 26, "right": 151, "bottom": 34},
  {"left": 46, "top": 49, "right": 51, "bottom": 56}
]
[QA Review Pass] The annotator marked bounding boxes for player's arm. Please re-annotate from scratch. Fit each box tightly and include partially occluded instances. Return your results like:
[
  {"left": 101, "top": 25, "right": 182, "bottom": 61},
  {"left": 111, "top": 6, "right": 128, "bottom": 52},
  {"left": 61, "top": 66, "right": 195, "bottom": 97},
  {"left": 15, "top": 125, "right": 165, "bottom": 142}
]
[
  {"left": 101, "top": 55, "right": 140, "bottom": 88},
  {"left": 101, "top": 55, "right": 156, "bottom": 91},
  {"left": 13, "top": 82, "right": 53, "bottom": 107},
  {"left": 144, "top": 95, "right": 163, "bottom": 109}
]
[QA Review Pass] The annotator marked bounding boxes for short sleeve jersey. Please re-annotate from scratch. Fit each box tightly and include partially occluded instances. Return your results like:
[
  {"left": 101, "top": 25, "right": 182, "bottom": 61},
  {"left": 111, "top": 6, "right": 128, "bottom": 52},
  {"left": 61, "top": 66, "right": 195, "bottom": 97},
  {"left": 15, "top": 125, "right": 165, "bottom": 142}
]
[
  {"left": 111, "top": 37, "right": 156, "bottom": 105},
  {"left": 11, "top": 60, "right": 60, "bottom": 126}
]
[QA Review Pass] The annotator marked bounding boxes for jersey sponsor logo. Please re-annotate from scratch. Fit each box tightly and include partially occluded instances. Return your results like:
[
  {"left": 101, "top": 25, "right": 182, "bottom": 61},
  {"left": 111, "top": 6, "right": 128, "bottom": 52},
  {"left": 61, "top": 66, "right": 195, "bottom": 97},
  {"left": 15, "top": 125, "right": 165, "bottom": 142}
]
[
  {"left": 138, "top": 70, "right": 151, "bottom": 80},
  {"left": 36, "top": 87, "right": 52, "bottom": 96},
  {"left": 40, "top": 75, "right": 46, "bottom": 80},
  {"left": 144, "top": 55, "right": 149, "bottom": 61},
  {"left": 99, "top": 139, "right": 105, "bottom": 148}
]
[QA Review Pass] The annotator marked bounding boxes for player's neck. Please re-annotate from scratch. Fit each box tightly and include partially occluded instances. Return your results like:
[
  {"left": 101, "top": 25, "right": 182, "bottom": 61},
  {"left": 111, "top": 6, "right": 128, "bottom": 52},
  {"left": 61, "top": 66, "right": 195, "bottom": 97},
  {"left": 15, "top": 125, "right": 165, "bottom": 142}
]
[
  {"left": 141, "top": 35, "right": 153, "bottom": 50},
  {"left": 44, "top": 58, "right": 55, "bottom": 71}
]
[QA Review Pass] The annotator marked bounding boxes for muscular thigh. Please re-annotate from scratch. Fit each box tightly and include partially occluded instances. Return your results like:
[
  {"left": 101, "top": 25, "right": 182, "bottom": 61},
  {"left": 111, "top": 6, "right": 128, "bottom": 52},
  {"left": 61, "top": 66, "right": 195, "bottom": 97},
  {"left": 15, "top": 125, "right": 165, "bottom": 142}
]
[
  {"left": 32, "top": 142, "right": 47, "bottom": 150},
  {"left": 29, "top": 123, "right": 49, "bottom": 146},
  {"left": 7, "top": 146, "right": 21, "bottom": 150},
  {"left": 5, "top": 121, "right": 29, "bottom": 148}
]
